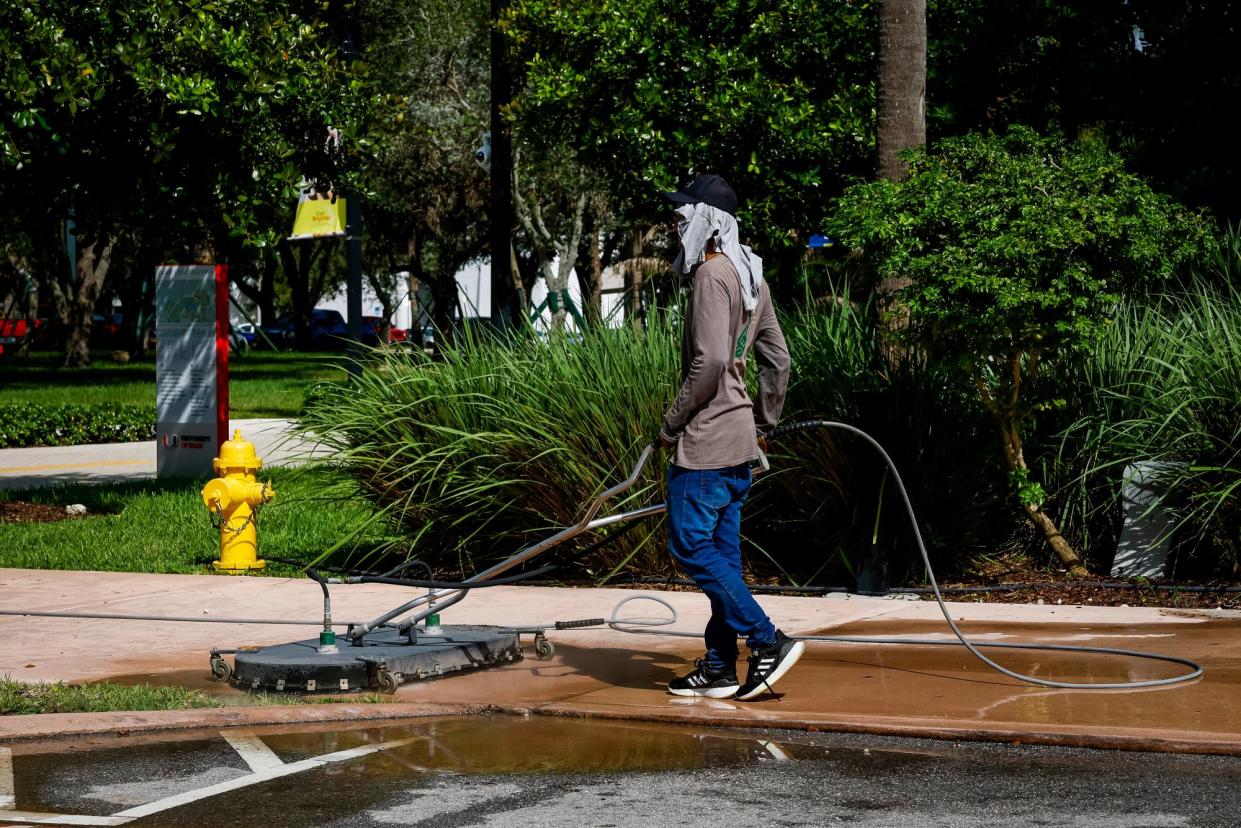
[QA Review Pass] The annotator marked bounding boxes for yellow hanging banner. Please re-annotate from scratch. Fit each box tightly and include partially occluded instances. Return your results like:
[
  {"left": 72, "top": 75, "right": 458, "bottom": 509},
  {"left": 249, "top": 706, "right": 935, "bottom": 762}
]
[{"left": 288, "top": 196, "right": 346, "bottom": 240}]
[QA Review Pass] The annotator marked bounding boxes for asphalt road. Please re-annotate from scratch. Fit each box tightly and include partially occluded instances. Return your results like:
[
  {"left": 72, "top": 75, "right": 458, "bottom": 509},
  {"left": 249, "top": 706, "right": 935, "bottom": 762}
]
[{"left": 4, "top": 718, "right": 1240, "bottom": 827}]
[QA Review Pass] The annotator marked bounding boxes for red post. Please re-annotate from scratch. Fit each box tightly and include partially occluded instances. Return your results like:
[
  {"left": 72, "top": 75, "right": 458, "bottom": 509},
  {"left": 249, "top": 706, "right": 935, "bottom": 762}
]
[{"left": 215, "top": 264, "right": 230, "bottom": 451}]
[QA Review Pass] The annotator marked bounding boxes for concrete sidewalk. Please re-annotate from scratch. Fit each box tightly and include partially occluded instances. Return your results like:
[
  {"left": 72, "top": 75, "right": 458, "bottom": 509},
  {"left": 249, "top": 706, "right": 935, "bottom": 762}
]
[
  {"left": 1, "top": 569, "right": 1238, "bottom": 754},
  {"left": 0, "top": 419, "right": 326, "bottom": 490}
]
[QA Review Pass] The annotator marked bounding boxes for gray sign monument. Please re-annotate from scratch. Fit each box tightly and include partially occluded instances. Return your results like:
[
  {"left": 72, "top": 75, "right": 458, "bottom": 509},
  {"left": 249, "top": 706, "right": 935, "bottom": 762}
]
[{"left": 155, "top": 264, "right": 228, "bottom": 478}]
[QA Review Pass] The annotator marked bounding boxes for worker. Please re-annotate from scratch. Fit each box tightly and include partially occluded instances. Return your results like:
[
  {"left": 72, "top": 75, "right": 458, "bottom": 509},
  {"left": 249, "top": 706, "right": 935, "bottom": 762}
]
[{"left": 657, "top": 173, "right": 804, "bottom": 700}]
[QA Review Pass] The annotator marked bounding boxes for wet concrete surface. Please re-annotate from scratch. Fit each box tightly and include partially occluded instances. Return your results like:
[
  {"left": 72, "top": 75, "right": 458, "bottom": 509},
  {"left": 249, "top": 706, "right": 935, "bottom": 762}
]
[
  {"left": 4, "top": 716, "right": 1241, "bottom": 827},
  {"left": 390, "top": 616, "right": 1241, "bottom": 753},
  {"left": 4, "top": 572, "right": 1240, "bottom": 753}
]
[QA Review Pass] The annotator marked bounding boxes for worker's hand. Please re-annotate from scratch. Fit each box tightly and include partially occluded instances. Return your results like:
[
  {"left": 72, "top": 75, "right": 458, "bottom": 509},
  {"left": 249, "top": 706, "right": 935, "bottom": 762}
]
[
  {"left": 756, "top": 430, "right": 769, "bottom": 454},
  {"left": 653, "top": 428, "right": 676, "bottom": 450}
]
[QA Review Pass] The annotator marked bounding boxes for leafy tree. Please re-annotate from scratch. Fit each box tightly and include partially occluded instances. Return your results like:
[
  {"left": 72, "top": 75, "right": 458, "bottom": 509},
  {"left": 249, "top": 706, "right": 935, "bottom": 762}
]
[
  {"left": 828, "top": 126, "right": 1215, "bottom": 574},
  {"left": 926, "top": 0, "right": 1241, "bottom": 221},
  {"left": 502, "top": 0, "right": 877, "bottom": 275},
  {"left": 0, "top": 0, "right": 381, "bottom": 364},
  {"left": 356, "top": 0, "right": 492, "bottom": 333}
]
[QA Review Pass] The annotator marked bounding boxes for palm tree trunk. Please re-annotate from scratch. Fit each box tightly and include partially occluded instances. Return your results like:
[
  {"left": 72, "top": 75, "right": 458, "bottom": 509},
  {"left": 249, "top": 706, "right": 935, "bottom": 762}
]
[
  {"left": 875, "top": 0, "right": 926, "bottom": 361},
  {"left": 877, "top": 0, "right": 927, "bottom": 181}
]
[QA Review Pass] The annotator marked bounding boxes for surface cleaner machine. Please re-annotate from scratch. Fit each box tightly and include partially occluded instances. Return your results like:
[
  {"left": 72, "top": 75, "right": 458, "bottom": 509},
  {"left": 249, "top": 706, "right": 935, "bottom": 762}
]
[{"left": 207, "top": 421, "right": 1204, "bottom": 696}]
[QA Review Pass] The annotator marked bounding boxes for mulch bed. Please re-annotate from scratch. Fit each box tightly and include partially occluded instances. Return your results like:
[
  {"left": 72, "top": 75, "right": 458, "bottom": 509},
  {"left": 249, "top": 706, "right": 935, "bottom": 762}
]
[
  {"left": 924, "top": 556, "right": 1241, "bottom": 610},
  {"left": 0, "top": 501, "right": 83, "bottom": 524},
  {"left": 923, "top": 581, "right": 1241, "bottom": 610}
]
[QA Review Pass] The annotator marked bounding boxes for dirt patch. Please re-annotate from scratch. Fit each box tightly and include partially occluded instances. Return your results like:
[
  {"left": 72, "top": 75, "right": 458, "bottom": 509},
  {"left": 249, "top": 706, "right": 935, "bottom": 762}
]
[
  {"left": 928, "top": 555, "right": 1241, "bottom": 610},
  {"left": 925, "top": 582, "right": 1241, "bottom": 610},
  {"left": 0, "top": 501, "right": 83, "bottom": 524},
  {"left": 614, "top": 572, "right": 1241, "bottom": 610}
]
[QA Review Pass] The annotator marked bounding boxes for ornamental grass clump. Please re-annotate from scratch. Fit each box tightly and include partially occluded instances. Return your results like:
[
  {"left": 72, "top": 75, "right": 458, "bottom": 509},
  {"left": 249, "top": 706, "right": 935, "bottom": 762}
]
[
  {"left": 1055, "top": 277, "right": 1241, "bottom": 574},
  {"left": 769, "top": 290, "right": 1013, "bottom": 584},
  {"left": 299, "top": 323, "right": 681, "bottom": 579},
  {"left": 303, "top": 294, "right": 1019, "bottom": 587}
]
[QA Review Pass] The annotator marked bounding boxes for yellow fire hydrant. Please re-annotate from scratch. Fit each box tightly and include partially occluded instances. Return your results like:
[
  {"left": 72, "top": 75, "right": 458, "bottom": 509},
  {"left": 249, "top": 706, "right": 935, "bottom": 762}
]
[{"left": 202, "top": 430, "right": 274, "bottom": 573}]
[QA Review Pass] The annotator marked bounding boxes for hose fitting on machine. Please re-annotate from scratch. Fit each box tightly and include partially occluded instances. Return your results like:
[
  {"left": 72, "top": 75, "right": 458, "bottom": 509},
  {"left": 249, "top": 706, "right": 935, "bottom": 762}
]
[{"left": 307, "top": 569, "right": 338, "bottom": 654}]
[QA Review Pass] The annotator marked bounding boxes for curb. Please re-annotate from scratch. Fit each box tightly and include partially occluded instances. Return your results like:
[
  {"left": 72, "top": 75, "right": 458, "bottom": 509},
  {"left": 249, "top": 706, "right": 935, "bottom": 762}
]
[
  {"left": 0, "top": 702, "right": 484, "bottom": 744},
  {"left": 4, "top": 700, "right": 1239, "bottom": 758}
]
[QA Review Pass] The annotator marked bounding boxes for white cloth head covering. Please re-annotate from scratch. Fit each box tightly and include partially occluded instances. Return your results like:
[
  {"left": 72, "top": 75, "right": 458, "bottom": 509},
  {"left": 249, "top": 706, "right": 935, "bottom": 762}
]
[{"left": 672, "top": 202, "right": 764, "bottom": 312}]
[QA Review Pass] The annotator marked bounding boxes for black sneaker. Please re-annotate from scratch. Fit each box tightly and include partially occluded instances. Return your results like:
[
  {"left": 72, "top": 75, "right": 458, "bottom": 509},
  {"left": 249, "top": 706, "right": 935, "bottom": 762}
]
[
  {"left": 736, "top": 630, "right": 805, "bottom": 700},
  {"left": 667, "top": 658, "right": 740, "bottom": 698}
]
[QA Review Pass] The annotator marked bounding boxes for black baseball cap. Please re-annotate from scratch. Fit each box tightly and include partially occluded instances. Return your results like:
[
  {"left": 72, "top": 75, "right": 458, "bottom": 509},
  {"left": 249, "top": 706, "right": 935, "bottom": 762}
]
[{"left": 664, "top": 174, "right": 738, "bottom": 216}]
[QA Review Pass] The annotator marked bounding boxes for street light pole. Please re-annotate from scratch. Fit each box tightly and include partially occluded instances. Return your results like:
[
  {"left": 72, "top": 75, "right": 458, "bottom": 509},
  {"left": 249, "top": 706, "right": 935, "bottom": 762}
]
[
  {"left": 490, "top": 0, "right": 514, "bottom": 330},
  {"left": 345, "top": 189, "right": 364, "bottom": 378},
  {"left": 343, "top": 23, "right": 364, "bottom": 377}
]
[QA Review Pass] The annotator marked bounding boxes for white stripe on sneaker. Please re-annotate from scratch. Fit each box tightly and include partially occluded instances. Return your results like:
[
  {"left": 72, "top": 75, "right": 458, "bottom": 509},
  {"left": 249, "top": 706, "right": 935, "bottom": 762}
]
[{"left": 736, "top": 641, "right": 806, "bottom": 701}]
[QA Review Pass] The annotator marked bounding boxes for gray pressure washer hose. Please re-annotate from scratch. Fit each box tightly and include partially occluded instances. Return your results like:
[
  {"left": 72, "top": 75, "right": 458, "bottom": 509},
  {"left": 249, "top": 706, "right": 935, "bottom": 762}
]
[{"left": 592, "top": 420, "right": 1202, "bottom": 690}]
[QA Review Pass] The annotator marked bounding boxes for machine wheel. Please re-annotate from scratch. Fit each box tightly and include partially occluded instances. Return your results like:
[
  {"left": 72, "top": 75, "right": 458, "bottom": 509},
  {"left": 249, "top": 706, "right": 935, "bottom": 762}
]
[
  {"left": 210, "top": 655, "right": 232, "bottom": 682},
  {"left": 533, "top": 635, "right": 555, "bottom": 661},
  {"left": 378, "top": 670, "right": 401, "bottom": 695}
]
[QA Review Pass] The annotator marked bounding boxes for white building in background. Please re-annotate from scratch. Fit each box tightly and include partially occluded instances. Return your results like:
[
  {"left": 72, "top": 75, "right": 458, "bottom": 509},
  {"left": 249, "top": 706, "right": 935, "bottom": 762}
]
[
  {"left": 317, "top": 259, "right": 491, "bottom": 333},
  {"left": 526, "top": 257, "right": 627, "bottom": 332},
  {"left": 316, "top": 255, "right": 628, "bottom": 333}
]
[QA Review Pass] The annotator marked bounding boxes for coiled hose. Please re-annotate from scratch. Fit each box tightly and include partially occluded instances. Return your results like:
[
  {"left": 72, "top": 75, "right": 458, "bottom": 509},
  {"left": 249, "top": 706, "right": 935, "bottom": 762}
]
[{"left": 594, "top": 421, "right": 1203, "bottom": 690}]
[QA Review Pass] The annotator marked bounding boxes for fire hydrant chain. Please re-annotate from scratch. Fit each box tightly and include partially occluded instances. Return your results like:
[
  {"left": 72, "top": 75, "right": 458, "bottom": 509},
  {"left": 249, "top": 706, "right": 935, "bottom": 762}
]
[
  {"left": 209, "top": 501, "right": 261, "bottom": 537},
  {"left": 201, "top": 430, "right": 275, "bottom": 573}
]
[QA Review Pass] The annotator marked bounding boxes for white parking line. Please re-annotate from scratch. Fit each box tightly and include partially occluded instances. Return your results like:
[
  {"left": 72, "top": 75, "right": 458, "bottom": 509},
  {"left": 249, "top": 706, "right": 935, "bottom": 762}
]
[
  {"left": 758, "top": 740, "right": 791, "bottom": 761},
  {"left": 0, "top": 733, "right": 423, "bottom": 826},
  {"left": 110, "top": 736, "right": 423, "bottom": 820},
  {"left": 220, "top": 730, "right": 284, "bottom": 772}
]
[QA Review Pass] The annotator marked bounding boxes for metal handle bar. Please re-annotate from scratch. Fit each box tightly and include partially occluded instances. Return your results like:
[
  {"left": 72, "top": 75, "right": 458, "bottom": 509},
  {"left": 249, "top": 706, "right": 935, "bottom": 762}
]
[{"left": 350, "top": 443, "right": 662, "bottom": 639}]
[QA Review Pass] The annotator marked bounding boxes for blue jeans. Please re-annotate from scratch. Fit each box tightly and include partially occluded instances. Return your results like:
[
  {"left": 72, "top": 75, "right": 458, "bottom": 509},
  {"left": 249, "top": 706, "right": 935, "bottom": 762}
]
[{"left": 666, "top": 463, "right": 777, "bottom": 672}]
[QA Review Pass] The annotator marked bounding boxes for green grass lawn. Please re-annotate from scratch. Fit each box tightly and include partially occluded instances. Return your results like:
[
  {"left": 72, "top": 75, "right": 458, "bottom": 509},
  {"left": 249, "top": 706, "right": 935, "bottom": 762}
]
[
  {"left": 0, "top": 467, "right": 399, "bottom": 574},
  {"left": 0, "top": 677, "right": 393, "bottom": 713},
  {"left": 0, "top": 350, "right": 348, "bottom": 418},
  {"left": 0, "top": 677, "right": 221, "bottom": 714}
]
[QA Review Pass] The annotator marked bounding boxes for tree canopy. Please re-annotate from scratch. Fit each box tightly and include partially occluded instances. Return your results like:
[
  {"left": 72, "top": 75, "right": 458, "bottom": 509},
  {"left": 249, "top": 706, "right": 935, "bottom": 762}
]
[
  {"left": 1, "top": 0, "right": 379, "bottom": 242},
  {"left": 0, "top": 0, "right": 386, "bottom": 361},
  {"left": 503, "top": 0, "right": 877, "bottom": 257}
]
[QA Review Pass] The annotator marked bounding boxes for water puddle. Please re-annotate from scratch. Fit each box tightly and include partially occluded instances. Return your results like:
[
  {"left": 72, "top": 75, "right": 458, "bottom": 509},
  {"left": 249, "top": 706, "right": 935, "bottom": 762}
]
[
  {"left": 259, "top": 716, "right": 821, "bottom": 773},
  {"left": 1, "top": 716, "right": 832, "bottom": 826}
]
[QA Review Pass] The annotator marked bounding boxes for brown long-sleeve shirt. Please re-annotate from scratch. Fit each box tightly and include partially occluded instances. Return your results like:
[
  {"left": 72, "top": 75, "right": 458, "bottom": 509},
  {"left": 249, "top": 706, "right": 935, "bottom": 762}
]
[{"left": 660, "top": 254, "right": 790, "bottom": 470}]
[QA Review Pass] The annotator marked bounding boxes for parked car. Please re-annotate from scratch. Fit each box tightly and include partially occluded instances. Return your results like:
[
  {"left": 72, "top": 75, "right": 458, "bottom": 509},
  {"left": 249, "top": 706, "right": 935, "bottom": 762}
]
[
  {"left": 362, "top": 315, "right": 407, "bottom": 345},
  {"left": 233, "top": 322, "right": 258, "bottom": 347},
  {"left": 258, "top": 314, "right": 294, "bottom": 349},
  {"left": 259, "top": 309, "right": 349, "bottom": 350},
  {"left": 0, "top": 318, "right": 44, "bottom": 355},
  {"left": 229, "top": 326, "right": 252, "bottom": 355},
  {"left": 89, "top": 312, "right": 126, "bottom": 348}
]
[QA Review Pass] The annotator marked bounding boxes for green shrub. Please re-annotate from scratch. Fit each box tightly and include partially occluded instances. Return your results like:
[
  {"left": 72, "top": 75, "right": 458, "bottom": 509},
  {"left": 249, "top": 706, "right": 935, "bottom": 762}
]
[
  {"left": 828, "top": 126, "right": 1216, "bottom": 575},
  {"left": 762, "top": 292, "right": 1015, "bottom": 584},
  {"left": 0, "top": 403, "right": 155, "bottom": 448}
]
